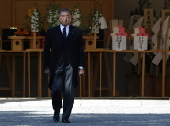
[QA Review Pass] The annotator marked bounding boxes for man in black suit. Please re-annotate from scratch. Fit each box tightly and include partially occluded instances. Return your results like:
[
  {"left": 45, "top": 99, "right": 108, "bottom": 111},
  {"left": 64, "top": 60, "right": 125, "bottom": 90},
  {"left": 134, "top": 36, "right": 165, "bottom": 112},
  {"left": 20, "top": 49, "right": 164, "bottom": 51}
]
[{"left": 43, "top": 8, "right": 85, "bottom": 123}]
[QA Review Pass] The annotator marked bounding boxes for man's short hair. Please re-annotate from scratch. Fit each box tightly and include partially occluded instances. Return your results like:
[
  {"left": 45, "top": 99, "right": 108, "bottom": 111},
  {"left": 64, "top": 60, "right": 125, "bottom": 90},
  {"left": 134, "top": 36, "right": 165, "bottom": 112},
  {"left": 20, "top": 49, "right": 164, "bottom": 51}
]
[{"left": 59, "top": 8, "right": 72, "bottom": 15}]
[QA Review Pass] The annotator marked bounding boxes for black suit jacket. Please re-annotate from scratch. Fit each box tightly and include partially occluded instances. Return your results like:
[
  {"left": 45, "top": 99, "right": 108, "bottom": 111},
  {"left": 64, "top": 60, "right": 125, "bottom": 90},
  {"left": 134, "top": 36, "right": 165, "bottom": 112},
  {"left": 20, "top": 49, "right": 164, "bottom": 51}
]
[{"left": 43, "top": 25, "right": 85, "bottom": 88}]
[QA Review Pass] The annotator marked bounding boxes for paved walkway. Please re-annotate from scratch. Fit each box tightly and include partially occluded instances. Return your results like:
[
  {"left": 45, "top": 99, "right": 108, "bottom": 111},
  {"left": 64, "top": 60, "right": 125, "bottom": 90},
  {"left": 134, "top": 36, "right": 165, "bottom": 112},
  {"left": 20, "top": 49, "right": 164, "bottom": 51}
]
[{"left": 0, "top": 98, "right": 170, "bottom": 126}]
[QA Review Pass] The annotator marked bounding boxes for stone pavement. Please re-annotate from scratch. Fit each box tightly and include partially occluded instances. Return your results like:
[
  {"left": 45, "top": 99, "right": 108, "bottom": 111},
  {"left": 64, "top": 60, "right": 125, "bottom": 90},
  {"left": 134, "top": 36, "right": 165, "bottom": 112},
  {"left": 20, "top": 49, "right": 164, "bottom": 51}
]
[{"left": 0, "top": 98, "right": 170, "bottom": 126}]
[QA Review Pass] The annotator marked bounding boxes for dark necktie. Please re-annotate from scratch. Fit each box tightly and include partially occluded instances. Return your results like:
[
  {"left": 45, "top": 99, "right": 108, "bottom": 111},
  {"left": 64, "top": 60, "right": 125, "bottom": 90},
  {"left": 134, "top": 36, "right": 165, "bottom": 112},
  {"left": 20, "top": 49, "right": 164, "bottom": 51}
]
[{"left": 63, "top": 27, "right": 66, "bottom": 39}]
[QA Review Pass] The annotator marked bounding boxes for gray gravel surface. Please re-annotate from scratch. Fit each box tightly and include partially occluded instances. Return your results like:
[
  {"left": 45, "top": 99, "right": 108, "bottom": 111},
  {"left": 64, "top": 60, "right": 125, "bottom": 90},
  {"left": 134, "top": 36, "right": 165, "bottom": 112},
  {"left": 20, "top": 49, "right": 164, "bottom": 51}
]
[{"left": 0, "top": 98, "right": 170, "bottom": 126}]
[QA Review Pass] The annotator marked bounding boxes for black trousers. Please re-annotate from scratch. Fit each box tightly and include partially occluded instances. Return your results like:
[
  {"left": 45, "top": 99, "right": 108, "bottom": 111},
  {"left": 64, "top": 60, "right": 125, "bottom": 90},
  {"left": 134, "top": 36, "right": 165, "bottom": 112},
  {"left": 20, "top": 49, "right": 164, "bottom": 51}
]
[{"left": 51, "top": 61, "right": 75, "bottom": 119}]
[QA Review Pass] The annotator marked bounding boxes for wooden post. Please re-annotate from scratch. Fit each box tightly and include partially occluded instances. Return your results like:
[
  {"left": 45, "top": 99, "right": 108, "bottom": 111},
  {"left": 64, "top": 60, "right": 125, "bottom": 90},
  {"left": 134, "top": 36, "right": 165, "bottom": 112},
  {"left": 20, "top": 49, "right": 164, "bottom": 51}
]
[
  {"left": 161, "top": 9, "right": 170, "bottom": 24},
  {"left": 23, "top": 52, "right": 26, "bottom": 97},
  {"left": 104, "top": 53, "right": 113, "bottom": 96},
  {"left": 137, "top": 52, "right": 141, "bottom": 75},
  {"left": 28, "top": 52, "right": 30, "bottom": 97},
  {"left": 33, "top": 32, "right": 36, "bottom": 49},
  {"left": 11, "top": 55, "right": 15, "bottom": 97},
  {"left": 99, "top": 52, "right": 102, "bottom": 97},
  {"left": 162, "top": 52, "right": 166, "bottom": 97},
  {"left": 38, "top": 52, "right": 42, "bottom": 97},
  {"left": 161, "top": 9, "right": 170, "bottom": 97},
  {"left": 113, "top": 52, "right": 116, "bottom": 97},
  {"left": 6, "top": 55, "right": 12, "bottom": 95},
  {"left": 94, "top": 33, "right": 97, "bottom": 49},
  {"left": 141, "top": 52, "right": 145, "bottom": 97},
  {"left": 88, "top": 52, "right": 91, "bottom": 97}
]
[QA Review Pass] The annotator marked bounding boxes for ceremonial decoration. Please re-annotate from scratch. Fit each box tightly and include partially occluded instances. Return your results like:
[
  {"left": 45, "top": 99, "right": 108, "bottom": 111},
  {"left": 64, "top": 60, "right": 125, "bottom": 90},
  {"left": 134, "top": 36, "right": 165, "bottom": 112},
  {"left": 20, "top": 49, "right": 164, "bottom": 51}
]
[
  {"left": 133, "top": 27, "right": 148, "bottom": 51},
  {"left": 109, "top": 19, "right": 123, "bottom": 32},
  {"left": 152, "top": 15, "right": 170, "bottom": 66},
  {"left": 47, "top": 10, "right": 59, "bottom": 28},
  {"left": 128, "top": 0, "right": 154, "bottom": 29},
  {"left": 23, "top": 3, "right": 44, "bottom": 33},
  {"left": 28, "top": 8, "right": 35, "bottom": 17},
  {"left": 31, "top": 9, "right": 39, "bottom": 32},
  {"left": 128, "top": 27, "right": 148, "bottom": 65},
  {"left": 86, "top": 2, "right": 107, "bottom": 33},
  {"left": 144, "top": 9, "right": 154, "bottom": 28},
  {"left": 91, "top": 11, "right": 107, "bottom": 33},
  {"left": 71, "top": 2, "right": 89, "bottom": 34},
  {"left": 111, "top": 26, "right": 127, "bottom": 51},
  {"left": 72, "top": 9, "right": 81, "bottom": 27},
  {"left": 45, "top": 3, "right": 61, "bottom": 28},
  {"left": 14, "top": 29, "right": 29, "bottom": 36}
]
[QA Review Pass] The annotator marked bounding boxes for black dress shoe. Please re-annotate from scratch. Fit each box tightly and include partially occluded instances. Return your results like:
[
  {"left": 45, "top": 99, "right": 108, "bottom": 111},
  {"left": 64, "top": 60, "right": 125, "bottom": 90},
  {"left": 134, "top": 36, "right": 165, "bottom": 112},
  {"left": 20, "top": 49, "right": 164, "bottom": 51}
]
[
  {"left": 62, "top": 118, "right": 71, "bottom": 123},
  {"left": 53, "top": 112, "right": 60, "bottom": 122}
]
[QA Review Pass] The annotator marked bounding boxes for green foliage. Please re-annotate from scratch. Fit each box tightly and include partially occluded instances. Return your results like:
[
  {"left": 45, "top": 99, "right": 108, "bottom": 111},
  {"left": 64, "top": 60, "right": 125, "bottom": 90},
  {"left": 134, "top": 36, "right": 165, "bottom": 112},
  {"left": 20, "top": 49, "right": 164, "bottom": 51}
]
[
  {"left": 130, "top": 0, "right": 152, "bottom": 16},
  {"left": 23, "top": 14, "right": 31, "bottom": 32},
  {"left": 86, "top": 2, "right": 102, "bottom": 30},
  {"left": 45, "top": 3, "right": 61, "bottom": 28},
  {"left": 23, "top": 2, "right": 45, "bottom": 32},
  {"left": 163, "top": 0, "right": 170, "bottom": 9},
  {"left": 23, "top": 2, "right": 105, "bottom": 34},
  {"left": 71, "top": 2, "right": 88, "bottom": 30}
]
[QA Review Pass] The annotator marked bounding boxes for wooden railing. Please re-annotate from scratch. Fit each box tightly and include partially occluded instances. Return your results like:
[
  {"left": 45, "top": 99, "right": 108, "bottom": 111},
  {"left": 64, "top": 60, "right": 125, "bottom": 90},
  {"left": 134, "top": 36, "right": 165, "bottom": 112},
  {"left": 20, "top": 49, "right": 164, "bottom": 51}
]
[{"left": 0, "top": 49, "right": 170, "bottom": 98}]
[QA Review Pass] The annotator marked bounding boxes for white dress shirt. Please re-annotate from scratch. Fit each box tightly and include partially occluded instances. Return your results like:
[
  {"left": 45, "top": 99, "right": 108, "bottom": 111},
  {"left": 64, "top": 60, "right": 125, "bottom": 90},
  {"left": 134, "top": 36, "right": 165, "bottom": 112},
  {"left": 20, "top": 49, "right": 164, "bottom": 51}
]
[{"left": 60, "top": 24, "right": 69, "bottom": 37}]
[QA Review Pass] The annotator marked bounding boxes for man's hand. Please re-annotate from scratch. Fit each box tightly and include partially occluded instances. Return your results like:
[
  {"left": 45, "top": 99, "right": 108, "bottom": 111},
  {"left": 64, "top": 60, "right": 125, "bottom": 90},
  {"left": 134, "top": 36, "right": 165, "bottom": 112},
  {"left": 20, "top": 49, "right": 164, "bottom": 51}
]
[
  {"left": 79, "top": 69, "right": 84, "bottom": 76},
  {"left": 44, "top": 68, "right": 51, "bottom": 76}
]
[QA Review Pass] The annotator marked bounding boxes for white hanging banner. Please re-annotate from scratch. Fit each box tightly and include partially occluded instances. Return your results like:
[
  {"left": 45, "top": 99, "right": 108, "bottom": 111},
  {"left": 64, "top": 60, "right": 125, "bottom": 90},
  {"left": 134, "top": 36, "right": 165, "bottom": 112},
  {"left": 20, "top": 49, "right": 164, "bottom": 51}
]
[
  {"left": 152, "top": 52, "right": 162, "bottom": 66},
  {"left": 134, "top": 36, "right": 148, "bottom": 51},
  {"left": 130, "top": 52, "right": 138, "bottom": 66},
  {"left": 112, "top": 36, "right": 126, "bottom": 51}
]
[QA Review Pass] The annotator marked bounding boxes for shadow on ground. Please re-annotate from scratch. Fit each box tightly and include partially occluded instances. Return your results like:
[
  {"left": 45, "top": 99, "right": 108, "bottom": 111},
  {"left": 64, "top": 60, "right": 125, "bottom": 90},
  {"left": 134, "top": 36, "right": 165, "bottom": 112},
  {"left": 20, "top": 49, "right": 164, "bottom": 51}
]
[{"left": 0, "top": 111, "right": 170, "bottom": 126}]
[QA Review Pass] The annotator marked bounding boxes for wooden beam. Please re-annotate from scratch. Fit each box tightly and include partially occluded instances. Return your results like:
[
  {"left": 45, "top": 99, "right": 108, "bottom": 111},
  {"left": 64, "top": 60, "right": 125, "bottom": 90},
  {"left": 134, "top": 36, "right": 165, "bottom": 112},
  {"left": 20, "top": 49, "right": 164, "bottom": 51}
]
[
  {"left": 11, "top": 55, "right": 15, "bottom": 97},
  {"left": 28, "top": 52, "right": 30, "bottom": 97},
  {"left": 162, "top": 52, "right": 166, "bottom": 97},
  {"left": 38, "top": 52, "right": 42, "bottom": 97},
  {"left": 104, "top": 53, "right": 112, "bottom": 96},
  {"left": 113, "top": 52, "right": 116, "bottom": 97},
  {"left": 141, "top": 52, "right": 145, "bottom": 97},
  {"left": 88, "top": 52, "right": 91, "bottom": 97},
  {"left": 6, "top": 55, "right": 12, "bottom": 92},
  {"left": 137, "top": 52, "right": 141, "bottom": 75},
  {"left": 23, "top": 52, "right": 26, "bottom": 97},
  {"left": 99, "top": 52, "right": 102, "bottom": 97}
]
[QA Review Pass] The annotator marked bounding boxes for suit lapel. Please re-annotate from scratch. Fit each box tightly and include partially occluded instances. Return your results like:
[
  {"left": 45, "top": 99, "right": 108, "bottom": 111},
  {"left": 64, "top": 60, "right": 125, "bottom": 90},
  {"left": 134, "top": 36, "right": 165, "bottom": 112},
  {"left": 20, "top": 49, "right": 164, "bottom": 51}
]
[
  {"left": 53, "top": 25, "right": 63, "bottom": 45},
  {"left": 67, "top": 25, "right": 74, "bottom": 39},
  {"left": 54, "top": 25, "right": 62, "bottom": 38},
  {"left": 64, "top": 25, "right": 74, "bottom": 49}
]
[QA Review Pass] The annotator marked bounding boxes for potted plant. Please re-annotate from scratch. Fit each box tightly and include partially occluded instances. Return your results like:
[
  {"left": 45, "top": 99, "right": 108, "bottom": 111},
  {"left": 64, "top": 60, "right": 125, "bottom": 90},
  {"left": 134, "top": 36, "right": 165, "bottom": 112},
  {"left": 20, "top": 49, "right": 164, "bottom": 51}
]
[
  {"left": 45, "top": 3, "right": 61, "bottom": 29},
  {"left": 71, "top": 2, "right": 90, "bottom": 35},
  {"left": 86, "top": 2, "right": 103, "bottom": 34},
  {"left": 23, "top": 2, "right": 45, "bottom": 35}
]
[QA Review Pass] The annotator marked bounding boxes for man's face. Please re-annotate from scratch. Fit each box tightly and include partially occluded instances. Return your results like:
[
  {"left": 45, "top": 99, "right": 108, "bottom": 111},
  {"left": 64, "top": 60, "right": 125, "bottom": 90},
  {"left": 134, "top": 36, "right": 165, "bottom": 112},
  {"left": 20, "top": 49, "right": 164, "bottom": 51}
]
[{"left": 59, "top": 11, "right": 71, "bottom": 26}]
